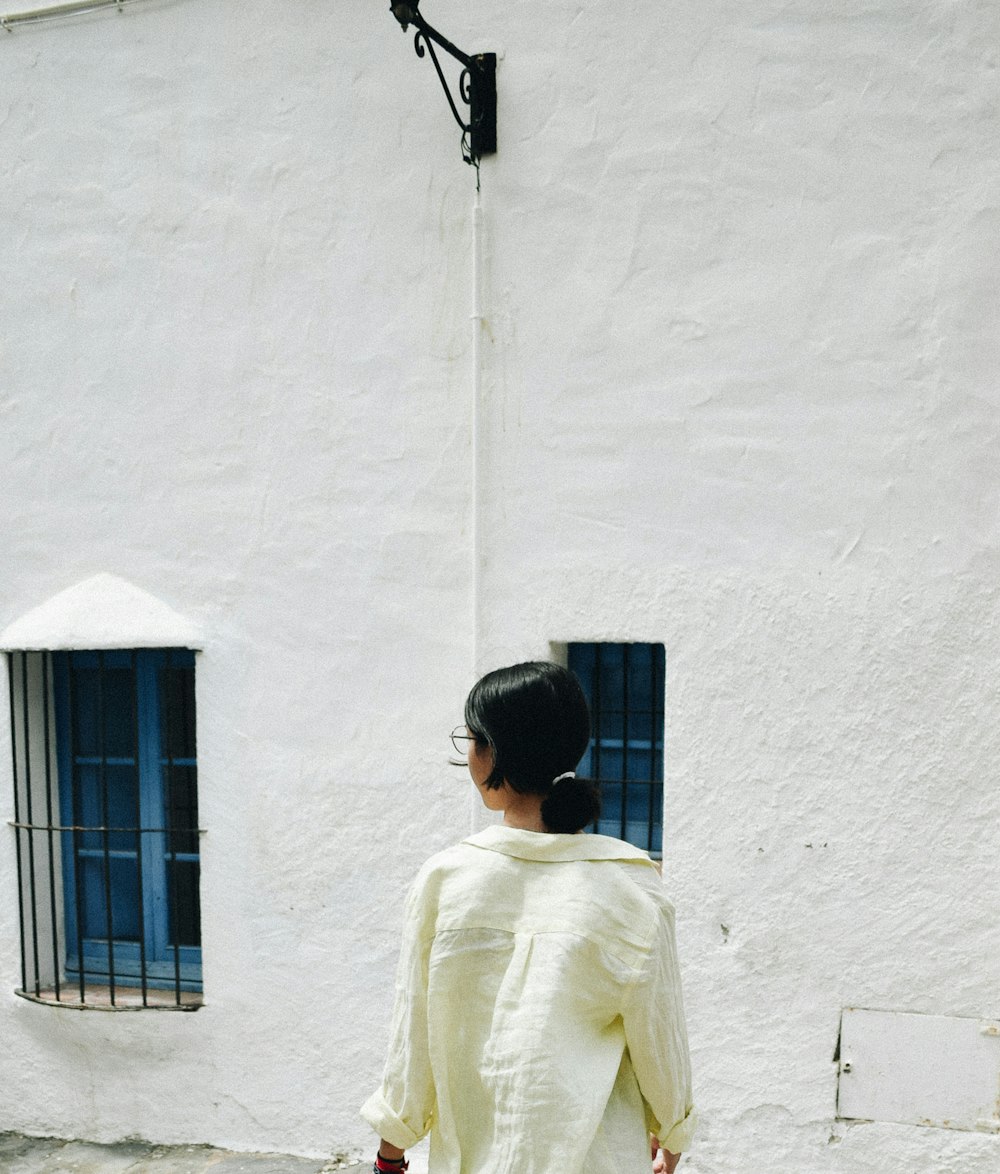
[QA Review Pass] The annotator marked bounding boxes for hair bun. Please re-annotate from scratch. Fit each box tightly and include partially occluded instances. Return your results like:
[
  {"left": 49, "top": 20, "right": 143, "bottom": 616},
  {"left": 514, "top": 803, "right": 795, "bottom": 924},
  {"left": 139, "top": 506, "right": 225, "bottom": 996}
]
[{"left": 541, "top": 775, "right": 601, "bottom": 835}]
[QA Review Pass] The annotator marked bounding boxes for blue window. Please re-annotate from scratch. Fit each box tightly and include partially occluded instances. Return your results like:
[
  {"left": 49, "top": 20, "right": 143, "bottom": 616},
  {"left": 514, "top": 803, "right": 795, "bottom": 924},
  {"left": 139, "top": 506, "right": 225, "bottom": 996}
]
[
  {"left": 52, "top": 649, "right": 201, "bottom": 995},
  {"left": 568, "top": 642, "right": 665, "bottom": 856}
]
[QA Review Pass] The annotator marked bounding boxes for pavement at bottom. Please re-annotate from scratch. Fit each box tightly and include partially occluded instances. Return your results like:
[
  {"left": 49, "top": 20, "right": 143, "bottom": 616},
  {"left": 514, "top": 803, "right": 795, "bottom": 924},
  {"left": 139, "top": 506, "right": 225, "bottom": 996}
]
[{"left": 0, "top": 1133, "right": 371, "bottom": 1174}]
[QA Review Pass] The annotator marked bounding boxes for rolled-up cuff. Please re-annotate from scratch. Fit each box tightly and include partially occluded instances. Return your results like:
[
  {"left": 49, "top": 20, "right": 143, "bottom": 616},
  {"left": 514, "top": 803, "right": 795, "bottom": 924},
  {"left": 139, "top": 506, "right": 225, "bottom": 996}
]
[
  {"left": 658, "top": 1106, "right": 698, "bottom": 1154},
  {"left": 360, "top": 1089, "right": 428, "bottom": 1151}
]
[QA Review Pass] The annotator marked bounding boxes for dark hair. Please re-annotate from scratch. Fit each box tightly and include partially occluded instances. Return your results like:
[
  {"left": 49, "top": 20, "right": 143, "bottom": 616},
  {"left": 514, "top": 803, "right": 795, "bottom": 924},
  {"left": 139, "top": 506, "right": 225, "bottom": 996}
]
[{"left": 464, "top": 661, "right": 601, "bottom": 834}]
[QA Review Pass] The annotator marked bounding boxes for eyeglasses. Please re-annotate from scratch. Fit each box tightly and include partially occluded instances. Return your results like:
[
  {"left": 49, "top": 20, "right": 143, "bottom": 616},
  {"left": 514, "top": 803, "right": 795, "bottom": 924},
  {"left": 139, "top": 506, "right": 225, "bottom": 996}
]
[{"left": 450, "top": 726, "right": 476, "bottom": 755}]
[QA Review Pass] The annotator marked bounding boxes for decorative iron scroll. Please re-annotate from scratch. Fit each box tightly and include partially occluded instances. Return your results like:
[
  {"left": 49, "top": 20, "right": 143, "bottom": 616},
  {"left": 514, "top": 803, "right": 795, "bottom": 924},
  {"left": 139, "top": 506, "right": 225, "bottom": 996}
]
[{"left": 390, "top": 1, "right": 496, "bottom": 167}]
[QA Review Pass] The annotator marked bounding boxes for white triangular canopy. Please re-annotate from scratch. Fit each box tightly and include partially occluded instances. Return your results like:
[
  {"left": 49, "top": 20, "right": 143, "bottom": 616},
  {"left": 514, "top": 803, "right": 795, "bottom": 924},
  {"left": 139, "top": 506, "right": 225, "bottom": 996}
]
[{"left": 0, "top": 574, "right": 203, "bottom": 651}]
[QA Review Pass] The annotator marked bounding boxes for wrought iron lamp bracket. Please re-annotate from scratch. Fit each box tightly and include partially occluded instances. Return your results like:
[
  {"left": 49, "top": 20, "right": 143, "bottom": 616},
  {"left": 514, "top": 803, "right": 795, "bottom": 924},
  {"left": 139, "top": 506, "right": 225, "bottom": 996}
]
[{"left": 390, "top": 2, "right": 497, "bottom": 167}]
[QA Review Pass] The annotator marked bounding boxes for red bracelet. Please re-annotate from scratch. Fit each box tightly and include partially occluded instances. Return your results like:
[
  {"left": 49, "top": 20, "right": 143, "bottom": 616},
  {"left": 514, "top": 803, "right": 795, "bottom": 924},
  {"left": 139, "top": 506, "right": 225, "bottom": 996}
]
[{"left": 374, "top": 1154, "right": 408, "bottom": 1174}]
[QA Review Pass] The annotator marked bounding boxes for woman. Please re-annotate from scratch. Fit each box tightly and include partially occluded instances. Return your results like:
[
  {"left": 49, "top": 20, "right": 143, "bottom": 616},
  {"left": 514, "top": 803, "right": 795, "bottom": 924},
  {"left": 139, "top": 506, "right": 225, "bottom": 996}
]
[{"left": 361, "top": 662, "right": 695, "bottom": 1174}]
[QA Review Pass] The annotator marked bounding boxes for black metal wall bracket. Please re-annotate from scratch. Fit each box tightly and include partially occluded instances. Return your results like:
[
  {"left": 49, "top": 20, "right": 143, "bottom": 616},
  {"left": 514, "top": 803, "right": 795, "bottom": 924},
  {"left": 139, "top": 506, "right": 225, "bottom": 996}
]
[{"left": 389, "top": 2, "right": 497, "bottom": 167}]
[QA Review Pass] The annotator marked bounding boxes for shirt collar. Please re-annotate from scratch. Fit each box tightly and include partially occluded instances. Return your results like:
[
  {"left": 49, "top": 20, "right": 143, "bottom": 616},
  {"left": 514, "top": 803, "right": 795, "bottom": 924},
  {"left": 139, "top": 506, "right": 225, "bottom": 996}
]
[{"left": 462, "top": 823, "right": 658, "bottom": 867}]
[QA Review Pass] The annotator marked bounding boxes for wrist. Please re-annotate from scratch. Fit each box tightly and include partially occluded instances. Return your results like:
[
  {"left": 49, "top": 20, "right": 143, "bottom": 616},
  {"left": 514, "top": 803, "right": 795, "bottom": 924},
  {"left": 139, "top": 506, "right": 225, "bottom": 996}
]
[{"left": 374, "top": 1151, "right": 408, "bottom": 1174}]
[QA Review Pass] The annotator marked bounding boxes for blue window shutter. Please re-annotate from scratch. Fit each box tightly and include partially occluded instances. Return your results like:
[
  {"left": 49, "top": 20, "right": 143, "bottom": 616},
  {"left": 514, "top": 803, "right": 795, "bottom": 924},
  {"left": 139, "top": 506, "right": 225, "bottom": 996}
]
[
  {"left": 568, "top": 642, "right": 665, "bottom": 856},
  {"left": 53, "top": 649, "right": 201, "bottom": 993}
]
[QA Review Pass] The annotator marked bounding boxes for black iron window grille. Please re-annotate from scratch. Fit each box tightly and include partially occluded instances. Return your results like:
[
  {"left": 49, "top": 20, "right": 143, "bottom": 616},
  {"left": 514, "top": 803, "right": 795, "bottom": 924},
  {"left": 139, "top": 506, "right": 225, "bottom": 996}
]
[
  {"left": 7, "top": 648, "right": 203, "bottom": 1009},
  {"left": 568, "top": 642, "right": 665, "bottom": 857}
]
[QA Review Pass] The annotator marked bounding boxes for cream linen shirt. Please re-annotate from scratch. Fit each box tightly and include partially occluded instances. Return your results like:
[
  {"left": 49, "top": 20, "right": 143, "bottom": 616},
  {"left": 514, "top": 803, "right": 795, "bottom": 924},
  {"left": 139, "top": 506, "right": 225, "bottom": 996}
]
[{"left": 361, "top": 825, "right": 696, "bottom": 1174}]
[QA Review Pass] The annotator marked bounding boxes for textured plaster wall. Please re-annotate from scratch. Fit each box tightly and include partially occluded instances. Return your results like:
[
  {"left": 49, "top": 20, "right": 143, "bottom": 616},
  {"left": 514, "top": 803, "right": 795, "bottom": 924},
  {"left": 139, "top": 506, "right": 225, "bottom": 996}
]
[
  {"left": 1, "top": 0, "right": 475, "bottom": 1159},
  {"left": 1, "top": 1, "right": 998, "bottom": 1172},
  {"left": 474, "top": 2, "right": 1000, "bottom": 1172}
]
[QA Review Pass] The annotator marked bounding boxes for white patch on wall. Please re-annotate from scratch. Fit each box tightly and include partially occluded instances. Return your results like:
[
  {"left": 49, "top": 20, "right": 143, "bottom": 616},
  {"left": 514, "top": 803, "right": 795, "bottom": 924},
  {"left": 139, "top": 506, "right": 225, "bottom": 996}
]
[
  {"left": 837, "top": 1008, "right": 1000, "bottom": 1133},
  {"left": 0, "top": 574, "right": 203, "bottom": 651}
]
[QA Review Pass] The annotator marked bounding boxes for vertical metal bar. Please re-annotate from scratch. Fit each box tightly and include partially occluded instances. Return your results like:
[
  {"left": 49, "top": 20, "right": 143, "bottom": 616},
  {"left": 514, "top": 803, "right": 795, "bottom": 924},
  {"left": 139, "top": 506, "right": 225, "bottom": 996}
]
[
  {"left": 21, "top": 653, "right": 42, "bottom": 995},
  {"left": 591, "top": 645, "right": 603, "bottom": 832},
  {"left": 41, "top": 654, "right": 61, "bottom": 1002},
  {"left": 67, "top": 656, "right": 86, "bottom": 1002},
  {"left": 620, "top": 644, "right": 630, "bottom": 842},
  {"left": 647, "top": 647, "right": 658, "bottom": 853},
  {"left": 97, "top": 651, "right": 116, "bottom": 1006},
  {"left": 9, "top": 653, "right": 28, "bottom": 994},
  {"left": 164, "top": 650, "right": 183, "bottom": 1004},
  {"left": 177, "top": 649, "right": 198, "bottom": 948},
  {"left": 130, "top": 650, "right": 148, "bottom": 1006},
  {"left": 177, "top": 651, "right": 200, "bottom": 987},
  {"left": 592, "top": 644, "right": 602, "bottom": 780}
]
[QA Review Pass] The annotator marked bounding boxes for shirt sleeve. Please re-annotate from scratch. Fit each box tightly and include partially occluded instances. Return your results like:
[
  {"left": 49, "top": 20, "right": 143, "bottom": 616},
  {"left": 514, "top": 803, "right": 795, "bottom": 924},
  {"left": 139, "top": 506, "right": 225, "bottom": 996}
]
[
  {"left": 359, "top": 878, "right": 437, "bottom": 1150},
  {"left": 621, "top": 898, "right": 697, "bottom": 1154}
]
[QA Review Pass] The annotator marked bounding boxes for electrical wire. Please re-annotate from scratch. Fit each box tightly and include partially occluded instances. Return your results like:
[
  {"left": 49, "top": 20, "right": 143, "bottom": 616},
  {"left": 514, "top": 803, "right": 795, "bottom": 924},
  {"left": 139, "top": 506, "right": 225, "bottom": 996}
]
[
  {"left": 469, "top": 185, "right": 484, "bottom": 833},
  {"left": 1, "top": 0, "right": 145, "bottom": 31}
]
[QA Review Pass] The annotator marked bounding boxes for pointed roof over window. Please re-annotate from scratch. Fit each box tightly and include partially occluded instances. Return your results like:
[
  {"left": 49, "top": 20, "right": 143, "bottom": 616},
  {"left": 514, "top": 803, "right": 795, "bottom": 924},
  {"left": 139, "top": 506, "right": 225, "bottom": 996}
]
[{"left": 0, "top": 574, "right": 204, "bottom": 651}]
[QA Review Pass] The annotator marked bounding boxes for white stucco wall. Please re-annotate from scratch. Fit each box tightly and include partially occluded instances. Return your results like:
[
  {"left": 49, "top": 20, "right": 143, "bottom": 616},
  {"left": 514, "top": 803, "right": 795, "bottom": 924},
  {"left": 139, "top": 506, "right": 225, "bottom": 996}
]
[{"left": 1, "top": 1, "right": 998, "bottom": 1171}]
